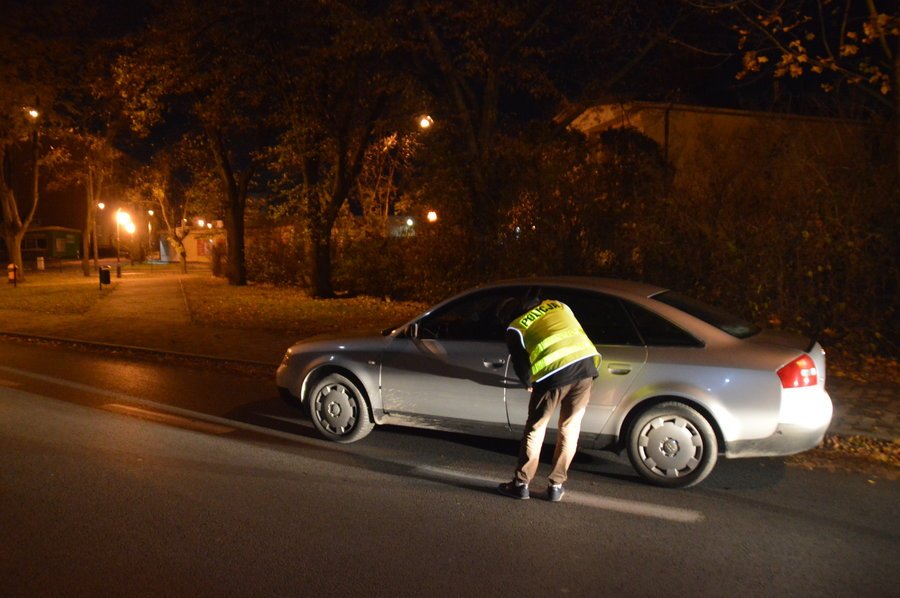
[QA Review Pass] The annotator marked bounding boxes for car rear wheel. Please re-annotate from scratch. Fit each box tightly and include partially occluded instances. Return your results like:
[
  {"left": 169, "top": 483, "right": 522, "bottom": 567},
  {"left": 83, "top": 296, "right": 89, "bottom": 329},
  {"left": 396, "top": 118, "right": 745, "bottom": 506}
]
[
  {"left": 627, "top": 401, "right": 718, "bottom": 488},
  {"left": 309, "top": 373, "right": 374, "bottom": 443}
]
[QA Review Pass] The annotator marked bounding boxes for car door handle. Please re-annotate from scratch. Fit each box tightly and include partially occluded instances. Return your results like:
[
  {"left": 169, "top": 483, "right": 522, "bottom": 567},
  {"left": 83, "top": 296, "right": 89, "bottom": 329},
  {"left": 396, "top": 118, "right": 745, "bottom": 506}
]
[
  {"left": 483, "top": 359, "right": 506, "bottom": 369},
  {"left": 607, "top": 363, "right": 632, "bottom": 375}
]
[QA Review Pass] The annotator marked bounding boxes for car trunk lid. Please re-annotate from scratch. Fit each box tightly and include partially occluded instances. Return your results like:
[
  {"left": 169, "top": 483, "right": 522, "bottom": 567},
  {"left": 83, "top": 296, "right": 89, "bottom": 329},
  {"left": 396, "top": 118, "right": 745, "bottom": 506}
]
[{"left": 745, "top": 329, "right": 814, "bottom": 353}]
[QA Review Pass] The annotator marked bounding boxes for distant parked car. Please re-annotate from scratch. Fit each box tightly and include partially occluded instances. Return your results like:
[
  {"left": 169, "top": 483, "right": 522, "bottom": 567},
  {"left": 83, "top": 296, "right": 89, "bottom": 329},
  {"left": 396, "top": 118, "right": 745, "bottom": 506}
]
[{"left": 277, "top": 277, "right": 832, "bottom": 487}]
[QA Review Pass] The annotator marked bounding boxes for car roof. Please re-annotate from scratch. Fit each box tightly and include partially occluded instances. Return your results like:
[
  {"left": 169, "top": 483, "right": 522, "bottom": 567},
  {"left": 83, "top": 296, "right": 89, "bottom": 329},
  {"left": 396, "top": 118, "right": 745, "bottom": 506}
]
[{"left": 483, "top": 276, "right": 668, "bottom": 300}]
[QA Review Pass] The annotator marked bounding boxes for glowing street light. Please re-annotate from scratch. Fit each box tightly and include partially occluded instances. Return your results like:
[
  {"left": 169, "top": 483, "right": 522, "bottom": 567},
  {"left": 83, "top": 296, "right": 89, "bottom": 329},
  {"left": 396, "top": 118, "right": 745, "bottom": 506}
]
[
  {"left": 115, "top": 209, "right": 133, "bottom": 278},
  {"left": 418, "top": 115, "right": 433, "bottom": 129},
  {"left": 426, "top": 210, "right": 438, "bottom": 223},
  {"left": 147, "top": 210, "right": 155, "bottom": 258}
]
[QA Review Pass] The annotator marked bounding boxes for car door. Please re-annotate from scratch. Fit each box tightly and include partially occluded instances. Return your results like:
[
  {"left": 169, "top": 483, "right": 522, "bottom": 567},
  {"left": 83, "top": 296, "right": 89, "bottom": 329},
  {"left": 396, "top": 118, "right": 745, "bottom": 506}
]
[
  {"left": 505, "top": 287, "right": 648, "bottom": 440},
  {"left": 381, "top": 286, "right": 532, "bottom": 429}
]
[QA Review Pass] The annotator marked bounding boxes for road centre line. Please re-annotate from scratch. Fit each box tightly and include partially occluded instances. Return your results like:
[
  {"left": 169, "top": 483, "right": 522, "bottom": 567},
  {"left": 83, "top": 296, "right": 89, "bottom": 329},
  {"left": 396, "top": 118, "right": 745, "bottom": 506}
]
[{"left": 414, "top": 465, "right": 705, "bottom": 523}]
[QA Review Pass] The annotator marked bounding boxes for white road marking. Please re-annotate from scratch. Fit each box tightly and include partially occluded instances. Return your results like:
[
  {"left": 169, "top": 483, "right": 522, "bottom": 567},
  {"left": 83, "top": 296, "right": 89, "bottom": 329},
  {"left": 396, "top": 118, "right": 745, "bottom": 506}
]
[
  {"left": 102, "top": 403, "right": 235, "bottom": 435},
  {"left": 1, "top": 365, "right": 704, "bottom": 522},
  {"left": 414, "top": 465, "right": 705, "bottom": 523},
  {"left": 0, "top": 365, "right": 302, "bottom": 441}
]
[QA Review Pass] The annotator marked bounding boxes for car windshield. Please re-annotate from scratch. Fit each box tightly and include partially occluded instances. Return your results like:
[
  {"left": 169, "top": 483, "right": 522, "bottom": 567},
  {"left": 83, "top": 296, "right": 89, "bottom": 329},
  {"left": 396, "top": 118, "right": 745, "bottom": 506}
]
[{"left": 651, "top": 291, "right": 761, "bottom": 339}]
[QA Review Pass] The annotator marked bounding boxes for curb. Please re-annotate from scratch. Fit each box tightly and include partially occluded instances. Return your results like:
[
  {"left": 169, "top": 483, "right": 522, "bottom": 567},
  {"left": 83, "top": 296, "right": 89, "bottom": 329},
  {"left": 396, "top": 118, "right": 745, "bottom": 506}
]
[{"left": 0, "top": 331, "right": 279, "bottom": 372}]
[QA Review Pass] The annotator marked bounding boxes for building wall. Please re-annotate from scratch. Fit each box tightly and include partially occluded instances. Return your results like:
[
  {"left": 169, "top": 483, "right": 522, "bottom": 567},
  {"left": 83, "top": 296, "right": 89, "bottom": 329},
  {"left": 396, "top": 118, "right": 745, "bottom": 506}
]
[
  {"left": 5, "top": 227, "right": 82, "bottom": 262},
  {"left": 159, "top": 230, "right": 226, "bottom": 263},
  {"left": 571, "top": 102, "right": 874, "bottom": 187}
]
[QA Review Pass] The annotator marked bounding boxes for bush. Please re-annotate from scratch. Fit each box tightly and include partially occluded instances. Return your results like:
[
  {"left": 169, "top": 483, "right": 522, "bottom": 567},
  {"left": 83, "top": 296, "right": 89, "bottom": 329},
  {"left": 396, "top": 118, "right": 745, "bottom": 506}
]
[{"left": 245, "top": 225, "right": 310, "bottom": 286}]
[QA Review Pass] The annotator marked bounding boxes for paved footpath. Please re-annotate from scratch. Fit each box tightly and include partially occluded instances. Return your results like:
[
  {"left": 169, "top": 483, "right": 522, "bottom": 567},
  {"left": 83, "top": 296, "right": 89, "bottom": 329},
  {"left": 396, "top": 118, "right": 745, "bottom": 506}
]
[{"left": 1, "top": 267, "right": 897, "bottom": 443}]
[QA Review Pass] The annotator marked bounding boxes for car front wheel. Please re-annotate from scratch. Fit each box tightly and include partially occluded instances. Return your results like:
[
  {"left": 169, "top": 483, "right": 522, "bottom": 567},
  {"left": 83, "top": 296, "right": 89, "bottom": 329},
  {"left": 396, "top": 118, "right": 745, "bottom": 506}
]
[
  {"left": 627, "top": 401, "right": 718, "bottom": 488},
  {"left": 308, "top": 373, "right": 374, "bottom": 443}
]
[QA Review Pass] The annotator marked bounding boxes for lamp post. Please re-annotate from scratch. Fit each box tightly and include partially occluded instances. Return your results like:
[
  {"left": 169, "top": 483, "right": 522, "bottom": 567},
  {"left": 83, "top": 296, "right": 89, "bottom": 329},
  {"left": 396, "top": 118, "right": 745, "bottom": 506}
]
[
  {"left": 93, "top": 202, "right": 105, "bottom": 271},
  {"left": 126, "top": 221, "right": 136, "bottom": 266},
  {"left": 115, "top": 209, "right": 132, "bottom": 278},
  {"left": 115, "top": 209, "right": 122, "bottom": 278},
  {"left": 19, "top": 106, "right": 39, "bottom": 279},
  {"left": 147, "top": 209, "right": 154, "bottom": 259}
]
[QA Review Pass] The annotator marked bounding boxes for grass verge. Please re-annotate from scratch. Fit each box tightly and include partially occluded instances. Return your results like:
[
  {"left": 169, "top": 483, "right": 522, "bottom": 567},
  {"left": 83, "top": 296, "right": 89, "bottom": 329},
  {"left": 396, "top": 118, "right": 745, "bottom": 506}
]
[
  {"left": 0, "top": 277, "right": 113, "bottom": 314},
  {"left": 181, "top": 277, "right": 427, "bottom": 334}
]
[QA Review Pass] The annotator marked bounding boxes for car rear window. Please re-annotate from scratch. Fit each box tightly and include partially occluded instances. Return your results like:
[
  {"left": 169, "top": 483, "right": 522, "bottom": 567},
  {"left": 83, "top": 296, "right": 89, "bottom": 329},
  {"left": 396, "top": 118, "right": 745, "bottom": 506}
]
[
  {"left": 624, "top": 302, "right": 703, "bottom": 347},
  {"left": 651, "top": 291, "right": 761, "bottom": 339}
]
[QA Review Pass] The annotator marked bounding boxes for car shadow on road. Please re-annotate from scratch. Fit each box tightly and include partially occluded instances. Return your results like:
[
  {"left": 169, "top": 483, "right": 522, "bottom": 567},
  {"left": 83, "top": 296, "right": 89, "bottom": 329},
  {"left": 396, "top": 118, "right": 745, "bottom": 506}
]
[{"left": 222, "top": 394, "right": 788, "bottom": 493}]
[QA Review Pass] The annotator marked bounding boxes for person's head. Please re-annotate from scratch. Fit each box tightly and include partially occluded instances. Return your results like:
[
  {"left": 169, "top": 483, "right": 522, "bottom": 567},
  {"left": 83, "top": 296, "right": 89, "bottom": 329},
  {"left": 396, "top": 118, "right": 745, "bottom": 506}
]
[
  {"left": 496, "top": 297, "right": 523, "bottom": 325},
  {"left": 521, "top": 294, "right": 540, "bottom": 312},
  {"left": 497, "top": 294, "right": 540, "bottom": 325}
]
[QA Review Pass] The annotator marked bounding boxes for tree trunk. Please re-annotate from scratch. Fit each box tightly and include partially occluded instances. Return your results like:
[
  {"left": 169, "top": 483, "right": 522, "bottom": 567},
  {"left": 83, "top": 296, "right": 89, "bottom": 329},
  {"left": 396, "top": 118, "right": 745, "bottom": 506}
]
[
  {"left": 894, "top": 35, "right": 899, "bottom": 183},
  {"left": 5, "top": 231, "right": 25, "bottom": 282},
  {"left": 207, "top": 126, "right": 250, "bottom": 287},
  {"left": 225, "top": 200, "right": 246, "bottom": 285},
  {"left": 0, "top": 136, "right": 40, "bottom": 283},
  {"left": 172, "top": 236, "right": 188, "bottom": 274},
  {"left": 310, "top": 226, "right": 333, "bottom": 298},
  {"left": 81, "top": 174, "right": 92, "bottom": 276}
]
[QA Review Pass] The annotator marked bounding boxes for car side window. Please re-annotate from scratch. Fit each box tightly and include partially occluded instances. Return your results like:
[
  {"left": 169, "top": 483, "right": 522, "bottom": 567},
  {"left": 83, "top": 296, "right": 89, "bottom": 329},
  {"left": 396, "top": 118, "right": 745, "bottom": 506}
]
[
  {"left": 418, "top": 287, "right": 531, "bottom": 342},
  {"left": 540, "top": 287, "right": 642, "bottom": 346},
  {"left": 624, "top": 302, "right": 704, "bottom": 347}
]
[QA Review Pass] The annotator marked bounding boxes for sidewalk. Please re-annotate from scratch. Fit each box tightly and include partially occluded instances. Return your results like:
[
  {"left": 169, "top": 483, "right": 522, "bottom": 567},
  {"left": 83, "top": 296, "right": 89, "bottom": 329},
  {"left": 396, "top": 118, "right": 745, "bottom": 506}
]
[
  {"left": 1, "top": 266, "right": 897, "bottom": 443},
  {"left": 1, "top": 267, "right": 293, "bottom": 364}
]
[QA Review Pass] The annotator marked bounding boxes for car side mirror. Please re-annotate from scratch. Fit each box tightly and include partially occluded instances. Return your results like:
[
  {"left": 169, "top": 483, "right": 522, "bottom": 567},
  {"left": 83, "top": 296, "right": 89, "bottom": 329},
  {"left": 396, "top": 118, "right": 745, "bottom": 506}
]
[{"left": 408, "top": 322, "right": 419, "bottom": 339}]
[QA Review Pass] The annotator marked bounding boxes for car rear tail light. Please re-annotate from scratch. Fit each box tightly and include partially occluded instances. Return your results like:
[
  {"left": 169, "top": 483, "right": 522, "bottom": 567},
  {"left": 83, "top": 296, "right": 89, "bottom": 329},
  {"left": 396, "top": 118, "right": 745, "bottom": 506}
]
[{"left": 777, "top": 355, "right": 818, "bottom": 388}]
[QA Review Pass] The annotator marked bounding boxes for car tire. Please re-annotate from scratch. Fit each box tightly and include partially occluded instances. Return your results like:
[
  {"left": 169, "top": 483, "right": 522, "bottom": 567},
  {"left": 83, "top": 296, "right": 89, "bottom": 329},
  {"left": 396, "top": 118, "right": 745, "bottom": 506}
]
[
  {"left": 308, "top": 373, "right": 374, "bottom": 443},
  {"left": 626, "top": 401, "right": 718, "bottom": 488}
]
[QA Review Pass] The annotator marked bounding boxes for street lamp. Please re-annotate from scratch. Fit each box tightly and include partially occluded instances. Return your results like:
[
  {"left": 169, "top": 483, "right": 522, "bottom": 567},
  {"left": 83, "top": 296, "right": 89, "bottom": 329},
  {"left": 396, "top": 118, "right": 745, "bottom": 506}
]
[
  {"left": 418, "top": 115, "right": 434, "bottom": 129},
  {"left": 125, "top": 221, "right": 136, "bottom": 266},
  {"left": 23, "top": 107, "right": 39, "bottom": 277},
  {"left": 426, "top": 210, "right": 438, "bottom": 223},
  {"left": 93, "top": 202, "right": 105, "bottom": 270},
  {"left": 115, "top": 209, "right": 132, "bottom": 278},
  {"left": 147, "top": 209, "right": 154, "bottom": 259}
]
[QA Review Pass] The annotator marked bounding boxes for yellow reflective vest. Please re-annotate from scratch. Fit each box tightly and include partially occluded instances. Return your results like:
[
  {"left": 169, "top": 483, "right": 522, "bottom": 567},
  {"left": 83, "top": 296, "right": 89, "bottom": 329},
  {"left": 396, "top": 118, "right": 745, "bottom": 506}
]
[{"left": 508, "top": 299, "right": 600, "bottom": 383}]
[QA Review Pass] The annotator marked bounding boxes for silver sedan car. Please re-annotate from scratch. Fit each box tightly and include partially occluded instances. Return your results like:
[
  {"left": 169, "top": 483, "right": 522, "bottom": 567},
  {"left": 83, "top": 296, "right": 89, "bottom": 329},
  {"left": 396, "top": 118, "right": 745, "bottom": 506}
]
[{"left": 276, "top": 278, "right": 833, "bottom": 488}]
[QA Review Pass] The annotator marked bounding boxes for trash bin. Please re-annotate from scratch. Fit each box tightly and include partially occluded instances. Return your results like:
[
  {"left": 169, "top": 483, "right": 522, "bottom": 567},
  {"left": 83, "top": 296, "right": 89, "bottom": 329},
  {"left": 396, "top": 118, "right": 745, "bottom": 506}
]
[
  {"left": 36, "top": 256, "right": 45, "bottom": 270},
  {"left": 7, "top": 263, "right": 17, "bottom": 284},
  {"left": 99, "top": 266, "right": 111, "bottom": 286}
]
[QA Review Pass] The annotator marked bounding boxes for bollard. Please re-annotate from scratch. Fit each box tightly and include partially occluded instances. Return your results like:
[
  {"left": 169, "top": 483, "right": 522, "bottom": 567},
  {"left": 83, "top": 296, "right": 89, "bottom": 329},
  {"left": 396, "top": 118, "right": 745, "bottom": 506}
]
[{"left": 7, "top": 263, "right": 17, "bottom": 287}]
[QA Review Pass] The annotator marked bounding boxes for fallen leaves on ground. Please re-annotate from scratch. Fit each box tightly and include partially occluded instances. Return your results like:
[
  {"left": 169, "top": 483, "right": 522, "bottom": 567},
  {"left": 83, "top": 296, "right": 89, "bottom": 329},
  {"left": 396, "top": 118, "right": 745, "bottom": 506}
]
[
  {"left": 828, "top": 353, "right": 899, "bottom": 385},
  {"left": 787, "top": 434, "right": 900, "bottom": 480}
]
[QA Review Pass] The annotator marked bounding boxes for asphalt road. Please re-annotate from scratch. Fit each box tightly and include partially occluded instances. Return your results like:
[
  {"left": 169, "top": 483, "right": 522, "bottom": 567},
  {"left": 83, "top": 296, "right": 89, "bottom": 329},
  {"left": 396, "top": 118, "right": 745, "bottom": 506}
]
[{"left": 1, "top": 339, "right": 897, "bottom": 597}]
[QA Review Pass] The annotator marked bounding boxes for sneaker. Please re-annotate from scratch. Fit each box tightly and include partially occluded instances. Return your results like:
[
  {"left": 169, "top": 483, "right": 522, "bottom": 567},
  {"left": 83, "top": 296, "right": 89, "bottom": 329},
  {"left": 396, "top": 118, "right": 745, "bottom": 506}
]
[
  {"left": 547, "top": 483, "right": 565, "bottom": 503},
  {"left": 497, "top": 480, "right": 529, "bottom": 500}
]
